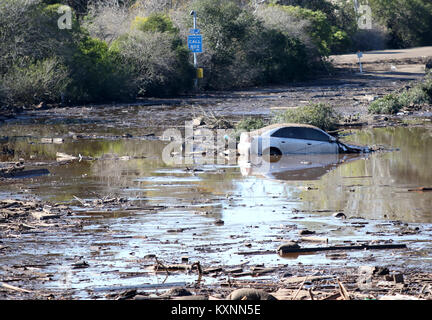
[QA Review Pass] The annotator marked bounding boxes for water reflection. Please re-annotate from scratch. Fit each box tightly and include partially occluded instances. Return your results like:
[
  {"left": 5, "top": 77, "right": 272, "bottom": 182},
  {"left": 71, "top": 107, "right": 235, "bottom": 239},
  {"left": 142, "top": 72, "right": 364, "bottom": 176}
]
[
  {"left": 298, "top": 127, "right": 432, "bottom": 222},
  {"left": 239, "top": 154, "right": 367, "bottom": 181},
  {"left": 1, "top": 126, "right": 432, "bottom": 224}
]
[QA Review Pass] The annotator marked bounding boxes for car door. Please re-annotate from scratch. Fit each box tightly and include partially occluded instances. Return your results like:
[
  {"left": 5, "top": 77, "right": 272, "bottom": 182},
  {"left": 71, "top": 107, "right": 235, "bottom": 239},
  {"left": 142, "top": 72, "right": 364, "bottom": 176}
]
[
  {"left": 300, "top": 128, "right": 339, "bottom": 154},
  {"left": 270, "top": 127, "right": 310, "bottom": 154}
]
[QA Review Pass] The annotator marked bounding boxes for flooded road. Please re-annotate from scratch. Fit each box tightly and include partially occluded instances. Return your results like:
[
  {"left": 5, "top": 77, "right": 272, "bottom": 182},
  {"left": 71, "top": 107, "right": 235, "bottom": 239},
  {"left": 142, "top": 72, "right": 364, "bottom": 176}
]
[{"left": 1, "top": 120, "right": 432, "bottom": 299}]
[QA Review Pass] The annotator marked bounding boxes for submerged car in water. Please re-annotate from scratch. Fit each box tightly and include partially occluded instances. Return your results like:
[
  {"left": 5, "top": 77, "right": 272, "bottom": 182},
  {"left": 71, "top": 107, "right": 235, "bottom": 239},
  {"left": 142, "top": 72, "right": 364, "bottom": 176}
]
[{"left": 238, "top": 123, "right": 369, "bottom": 156}]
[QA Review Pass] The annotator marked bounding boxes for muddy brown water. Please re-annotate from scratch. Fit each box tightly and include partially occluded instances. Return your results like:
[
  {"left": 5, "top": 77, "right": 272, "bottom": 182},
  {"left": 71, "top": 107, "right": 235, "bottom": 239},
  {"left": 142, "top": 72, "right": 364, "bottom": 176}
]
[{"left": 1, "top": 119, "right": 432, "bottom": 299}]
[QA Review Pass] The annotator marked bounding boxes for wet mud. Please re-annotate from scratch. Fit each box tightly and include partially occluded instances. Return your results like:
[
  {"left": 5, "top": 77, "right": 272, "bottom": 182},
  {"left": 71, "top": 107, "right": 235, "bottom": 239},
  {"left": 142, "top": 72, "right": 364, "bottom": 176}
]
[
  {"left": 1, "top": 124, "right": 432, "bottom": 300},
  {"left": 1, "top": 62, "right": 432, "bottom": 300}
]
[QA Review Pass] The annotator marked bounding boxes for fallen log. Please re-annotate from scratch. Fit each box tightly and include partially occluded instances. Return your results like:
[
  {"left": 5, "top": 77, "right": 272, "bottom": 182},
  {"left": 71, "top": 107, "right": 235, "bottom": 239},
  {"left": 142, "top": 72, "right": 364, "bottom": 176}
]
[
  {"left": 408, "top": 187, "right": 432, "bottom": 192},
  {"left": 0, "top": 169, "right": 49, "bottom": 179},
  {"left": 239, "top": 243, "right": 407, "bottom": 256},
  {"left": 278, "top": 243, "right": 407, "bottom": 255},
  {"left": 0, "top": 282, "right": 33, "bottom": 293}
]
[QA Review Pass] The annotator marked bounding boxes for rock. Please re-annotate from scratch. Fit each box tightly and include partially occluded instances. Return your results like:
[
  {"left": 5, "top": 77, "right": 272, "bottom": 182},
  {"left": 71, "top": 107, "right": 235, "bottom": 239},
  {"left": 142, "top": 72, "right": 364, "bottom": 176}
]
[
  {"left": 298, "top": 229, "right": 315, "bottom": 235},
  {"left": 161, "top": 288, "right": 192, "bottom": 297},
  {"left": 333, "top": 212, "right": 346, "bottom": 219},
  {"left": 359, "top": 266, "right": 389, "bottom": 276},
  {"left": 385, "top": 273, "right": 404, "bottom": 284},
  {"left": 214, "top": 219, "right": 224, "bottom": 226},
  {"left": 277, "top": 241, "right": 300, "bottom": 254},
  {"left": 192, "top": 117, "right": 205, "bottom": 126},
  {"left": 227, "top": 288, "right": 277, "bottom": 300}
]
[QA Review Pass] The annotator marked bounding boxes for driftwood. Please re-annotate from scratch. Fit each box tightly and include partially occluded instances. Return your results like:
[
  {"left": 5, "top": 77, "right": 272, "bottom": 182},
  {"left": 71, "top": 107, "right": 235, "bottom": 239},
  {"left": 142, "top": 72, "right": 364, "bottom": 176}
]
[
  {"left": 300, "top": 236, "right": 329, "bottom": 243},
  {"left": 0, "top": 282, "right": 33, "bottom": 293},
  {"left": 278, "top": 243, "right": 407, "bottom": 255},
  {"left": 408, "top": 187, "right": 432, "bottom": 192},
  {"left": 238, "top": 244, "right": 406, "bottom": 256}
]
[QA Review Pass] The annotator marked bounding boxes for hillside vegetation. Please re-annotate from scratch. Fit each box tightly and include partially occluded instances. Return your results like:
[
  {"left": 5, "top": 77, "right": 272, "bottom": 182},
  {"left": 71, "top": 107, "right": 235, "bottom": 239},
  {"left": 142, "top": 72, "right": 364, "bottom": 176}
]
[{"left": 1, "top": 0, "right": 431, "bottom": 108}]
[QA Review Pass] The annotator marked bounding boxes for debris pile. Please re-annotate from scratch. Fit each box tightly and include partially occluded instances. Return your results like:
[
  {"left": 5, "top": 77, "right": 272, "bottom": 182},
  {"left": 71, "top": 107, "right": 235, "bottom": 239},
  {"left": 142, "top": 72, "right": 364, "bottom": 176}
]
[{"left": 0, "top": 199, "right": 73, "bottom": 235}]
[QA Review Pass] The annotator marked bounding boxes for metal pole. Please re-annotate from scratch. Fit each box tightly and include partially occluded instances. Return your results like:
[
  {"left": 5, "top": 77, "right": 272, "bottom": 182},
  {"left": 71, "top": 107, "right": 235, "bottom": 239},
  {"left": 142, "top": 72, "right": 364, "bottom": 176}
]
[{"left": 193, "top": 11, "right": 198, "bottom": 90}]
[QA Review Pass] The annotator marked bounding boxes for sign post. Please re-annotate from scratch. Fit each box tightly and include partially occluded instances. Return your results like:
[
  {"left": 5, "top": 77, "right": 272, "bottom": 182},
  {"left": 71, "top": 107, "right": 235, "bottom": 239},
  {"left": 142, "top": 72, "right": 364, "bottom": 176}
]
[
  {"left": 357, "top": 51, "right": 363, "bottom": 73},
  {"left": 188, "top": 11, "right": 203, "bottom": 90}
]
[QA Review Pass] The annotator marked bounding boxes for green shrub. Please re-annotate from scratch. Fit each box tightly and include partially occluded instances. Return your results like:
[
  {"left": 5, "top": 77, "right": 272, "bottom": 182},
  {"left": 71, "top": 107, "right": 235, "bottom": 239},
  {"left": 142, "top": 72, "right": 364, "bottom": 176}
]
[
  {"left": 269, "top": 5, "right": 344, "bottom": 56},
  {"left": 420, "top": 71, "right": 432, "bottom": 100},
  {"left": 272, "top": 103, "right": 340, "bottom": 131},
  {"left": 369, "top": 73, "right": 432, "bottom": 114},
  {"left": 369, "top": 0, "right": 432, "bottom": 48},
  {"left": 184, "top": 0, "right": 323, "bottom": 90},
  {"left": 132, "top": 14, "right": 179, "bottom": 34},
  {"left": 235, "top": 117, "right": 267, "bottom": 132},
  {"left": 67, "top": 36, "right": 135, "bottom": 103},
  {"left": 1, "top": 57, "right": 71, "bottom": 105},
  {"left": 368, "top": 94, "right": 402, "bottom": 114}
]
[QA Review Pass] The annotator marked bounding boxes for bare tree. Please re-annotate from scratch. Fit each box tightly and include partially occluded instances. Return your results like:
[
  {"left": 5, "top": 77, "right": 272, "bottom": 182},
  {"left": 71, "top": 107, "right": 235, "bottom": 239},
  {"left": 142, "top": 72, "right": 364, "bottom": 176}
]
[{"left": 84, "top": 0, "right": 133, "bottom": 43}]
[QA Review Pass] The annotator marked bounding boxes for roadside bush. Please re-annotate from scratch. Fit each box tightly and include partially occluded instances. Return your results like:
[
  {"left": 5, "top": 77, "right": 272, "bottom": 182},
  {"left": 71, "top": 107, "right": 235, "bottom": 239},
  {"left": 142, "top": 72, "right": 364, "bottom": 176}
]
[
  {"left": 83, "top": 0, "right": 132, "bottom": 44},
  {"left": 67, "top": 36, "right": 136, "bottom": 103},
  {"left": 0, "top": 58, "right": 71, "bottom": 106},
  {"left": 174, "top": 0, "right": 323, "bottom": 90},
  {"left": 369, "top": 0, "right": 432, "bottom": 48},
  {"left": 0, "top": 1, "right": 81, "bottom": 75},
  {"left": 235, "top": 117, "right": 267, "bottom": 132},
  {"left": 351, "top": 28, "right": 388, "bottom": 51},
  {"left": 266, "top": 5, "right": 348, "bottom": 57},
  {"left": 272, "top": 103, "right": 340, "bottom": 131},
  {"left": 368, "top": 94, "right": 403, "bottom": 115},
  {"left": 132, "top": 13, "right": 179, "bottom": 34},
  {"left": 369, "top": 73, "right": 432, "bottom": 114},
  {"left": 112, "top": 30, "right": 194, "bottom": 97},
  {"left": 0, "top": 84, "right": 6, "bottom": 106}
]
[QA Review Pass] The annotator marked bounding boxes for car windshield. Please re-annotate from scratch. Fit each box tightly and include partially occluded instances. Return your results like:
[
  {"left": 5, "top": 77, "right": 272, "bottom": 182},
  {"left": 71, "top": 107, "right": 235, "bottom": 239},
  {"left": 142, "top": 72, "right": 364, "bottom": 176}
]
[{"left": 271, "top": 127, "right": 330, "bottom": 142}]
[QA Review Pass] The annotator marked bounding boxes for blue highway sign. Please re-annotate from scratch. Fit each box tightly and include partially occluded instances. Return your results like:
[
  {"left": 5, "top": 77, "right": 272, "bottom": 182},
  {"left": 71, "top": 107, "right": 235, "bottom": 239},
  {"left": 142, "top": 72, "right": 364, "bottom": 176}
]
[{"left": 188, "top": 35, "right": 202, "bottom": 53}]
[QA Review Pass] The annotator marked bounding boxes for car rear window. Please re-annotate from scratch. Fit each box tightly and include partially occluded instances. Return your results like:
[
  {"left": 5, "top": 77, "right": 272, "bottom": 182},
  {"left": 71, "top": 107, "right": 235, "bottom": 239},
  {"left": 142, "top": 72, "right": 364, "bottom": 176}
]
[{"left": 271, "top": 127, "right": 330, "bottom": 142}]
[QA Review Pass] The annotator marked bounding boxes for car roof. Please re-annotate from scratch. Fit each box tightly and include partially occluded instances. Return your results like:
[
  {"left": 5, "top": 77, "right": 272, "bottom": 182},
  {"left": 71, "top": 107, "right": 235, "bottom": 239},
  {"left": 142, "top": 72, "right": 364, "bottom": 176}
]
[{"left": 246, "top": 123, "right": 324, "bottom": 136}]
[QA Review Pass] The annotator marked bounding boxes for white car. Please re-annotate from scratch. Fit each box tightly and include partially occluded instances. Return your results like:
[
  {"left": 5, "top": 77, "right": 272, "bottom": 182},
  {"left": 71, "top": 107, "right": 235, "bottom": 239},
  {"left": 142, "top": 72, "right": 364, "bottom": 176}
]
[{"left": 238, "top": 123, "right": 368, "bottom": 156}]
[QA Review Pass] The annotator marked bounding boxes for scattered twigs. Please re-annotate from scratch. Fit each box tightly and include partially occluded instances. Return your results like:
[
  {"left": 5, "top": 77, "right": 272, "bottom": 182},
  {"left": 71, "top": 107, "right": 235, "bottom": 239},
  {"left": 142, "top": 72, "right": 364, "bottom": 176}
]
[
  {"left": 291, "top": 276, "right": 308, "bottom": 300},
  {"left": 337, "top": 278, "right": 351, "bottom": 300},
  {"left": 308, "top": 288, "right": 315, "bottom": 300},
  {"left": 73, "top": 195, "right": 88, "bottom": 207},
  {"left": 154, "top": 257, "right": 170, "bottom": 284},
  {"left": 192, "top": 261, "right": 203, "bottom": 285}
]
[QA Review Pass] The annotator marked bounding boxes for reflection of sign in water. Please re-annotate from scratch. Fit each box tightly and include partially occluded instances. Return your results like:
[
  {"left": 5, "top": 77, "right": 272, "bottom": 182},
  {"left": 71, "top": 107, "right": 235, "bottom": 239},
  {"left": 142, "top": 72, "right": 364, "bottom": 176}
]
[{"left": 188, "top": 35, "right": 202, "bottom": 53}]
